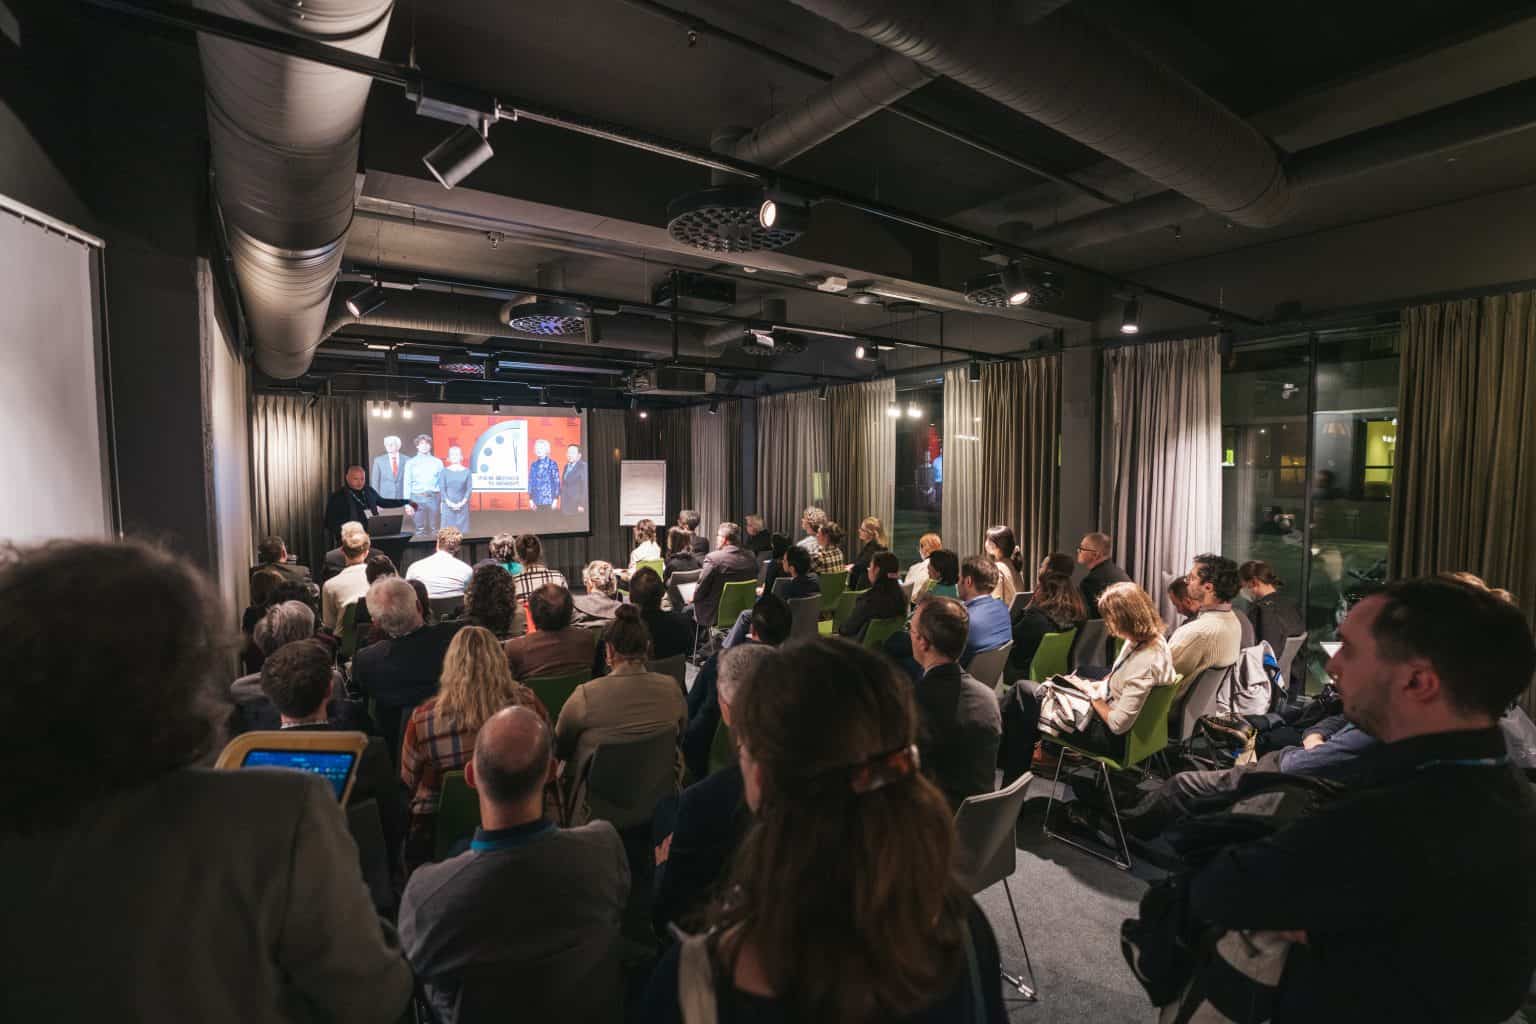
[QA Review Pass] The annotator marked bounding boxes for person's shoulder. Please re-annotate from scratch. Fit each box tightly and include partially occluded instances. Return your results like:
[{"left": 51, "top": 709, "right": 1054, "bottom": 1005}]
[{"left": 558, "top": 818, "right": 625, "bottom": 853}]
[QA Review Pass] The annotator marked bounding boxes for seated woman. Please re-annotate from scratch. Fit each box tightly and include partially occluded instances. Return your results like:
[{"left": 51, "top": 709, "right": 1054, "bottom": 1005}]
[
  {"left": 1009, "top": 571, "right": 1085, "bottom": 674},
  {"left": 757, "top": 533, "right": 793, "bottom": 594},
  {"left": 1239, "top": 559, "right": 1306, "bottom": 693},
  {"left": 573, "top": 560, "right": 623, "bottom": 626},
  {"left": 241, "top": 566, "right": 287, "bottom": 672},
  {"left": 924, "top": 548, "right": 961, "bottom": 599},
  {"left": 511, "top": 533, "right": 567, "bottom": 600},
  {"left": 1037, "top": 551, "right": 1074, "bottom": 581},
  {"left": 998, "top": 581, "right": 1176, "bottom": 782},
  {"left": 628, "top": 518, "right": 661, "bottom": 569},
  {"left": 838, "top": 551, "right": 907, "bottom": 641},
  {"left": 846, "top": 515, "right": 890, "bottom": 591},
  {"left": 462, "top": 563, "right": 522, "bottom": 639},
  {"left": 662, "top": 526, "right": 702, "bottom": 581},
  {"left": 903, "top": 532, "right": 943, "bottom": 594},
  {"left": 554, "top": 606, "right": 687, "bottom": 824},
  {"left": 812, "top": 520, "right": 847, "bottom": 578},
  {"left": 629, "top": 567, "right": 695, "bottom": 660},
  {"left": 636, "top": 638, "right": 1005, "bottom": 1023},
  {"left": 985, "top": 524, "right": 1029, "bottom": 608},
  {"left": 401, "top": 626, "right": 548, "bottom": 865},
  {"left": 473, "top": 532, "right": 523, "bottom": 577},
  {"left": 230, "top": 600, "right": 354, "bottom": 732}
]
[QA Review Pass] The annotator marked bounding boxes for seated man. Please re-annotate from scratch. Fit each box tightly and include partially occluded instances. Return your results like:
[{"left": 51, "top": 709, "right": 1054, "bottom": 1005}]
[
  {"left": 320, "top": 523, "right": 371, "bottom": 630},
  {"left": 957, "top": 555, "right": 1012, "bottom": 666},
  {"left": 689, "top": 522, "right": 759, "bottom": 629},
  {"left": 682, "top": 594, "right": 791, "bottom": 782},
  {"left": 908, "top": 596, "right": 1002, "bottom": 809},
  {"left": 837, "top": 550, "right": 906, "bottom": 641},
  {"left": 503, "top": 583, "right": 601, "bottom": 680},
  {"left": 406, "top": 527, "right": 475, "bottom": 600},
  {"left": 1177, "top": 578, "right": 1536, "bottom": 1021},
  {"left": 1169, "top": 553, "right": 1245, "bottom": 687},
  {"left": 252, "top": 534, "right": 312, "bottom": 584},
  {"left": 351, "top": 577, "right": 463, "bottom": 761},
  {"left": 654, "top": 643, "right": 773, "bottom": 935},
  {"left": 722, "top": 544, "right": 818, "bottom": 650},
  {"left": 400, "top": 706, "right": 629, "bottom": 1024},
  {"left": 1167, "top": 576, "right": 1201, "bottom": 630}
]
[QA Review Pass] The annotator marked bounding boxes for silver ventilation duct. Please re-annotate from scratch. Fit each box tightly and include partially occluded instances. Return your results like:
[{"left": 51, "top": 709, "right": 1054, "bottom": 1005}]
[
  {"left": 785, "top": 0, "right": 1292, "bottom": 229},
  {"left": 196, "top": 0, "right": 394, "bottom": 379}
]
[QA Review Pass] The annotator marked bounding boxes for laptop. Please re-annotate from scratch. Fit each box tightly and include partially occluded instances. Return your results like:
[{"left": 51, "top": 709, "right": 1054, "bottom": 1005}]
[{"left": 366, "top": 513, "right": 404, "bottom": 537}]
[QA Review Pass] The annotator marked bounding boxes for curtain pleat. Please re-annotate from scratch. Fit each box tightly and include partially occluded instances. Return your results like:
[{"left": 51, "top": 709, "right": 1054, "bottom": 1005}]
[
  {"left": 942, "top": 365, "right": 986, "bottom": 560},
  {"left": 690, "top": 402, "right": 739, "bottom": 533},
  {"left": 980, "top": 356, "right": 1061, "bottom": 570},
  {"left": 249, "top": 394, "right": 366, "bottom": 573},
  {"left": 754, "top": 391, "right": 831, "bottom": 538},
  {"left": 828, "top": 379, "right": 896, "bottom": 537},
  {"left": 1101, "top": 336, "right": 1223, "bottom": 620}
]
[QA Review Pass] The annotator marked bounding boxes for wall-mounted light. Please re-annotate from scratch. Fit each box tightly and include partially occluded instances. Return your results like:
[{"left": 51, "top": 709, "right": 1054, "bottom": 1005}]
[
  {"left": 886, "top": 402, "right": 901, "bottom": 418},
  {"left": 1120, "top": 296, "right": 1141, "bottom": 335},
  {"left": 401, "top": 400, "right": 414, "bottom": 420},
  {"left": 906, "top": 401, "right": 922, "bottom": 418}
]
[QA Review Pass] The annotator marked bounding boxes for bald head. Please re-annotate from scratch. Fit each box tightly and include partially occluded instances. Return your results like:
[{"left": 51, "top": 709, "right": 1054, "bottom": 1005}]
[{"left": 471, "top": 705, "right": 551, "bottom": 806}]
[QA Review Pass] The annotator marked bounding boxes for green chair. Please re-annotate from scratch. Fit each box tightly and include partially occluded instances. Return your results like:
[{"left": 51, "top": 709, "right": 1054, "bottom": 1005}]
[
  {"left": 817, "top": 573, "right": 847, "bottom": 615},
  {"left": 1041, "top": 678, "right": 1181, "bottom": 870},
  {"left": 708, "top": 720, "right": 736, "bottom": 776},
  {"left": 715, "top": 579, "right": 759, "bottom": 630},
  {"left": 635, "top": 559, "right": 665, "bottom": 578},
  {"left": 830, "top": 588, "right": 867, "bottom": 634},
  {"left": 861, "top": 616, "right": 906, "bottom": 651},
  {"left": 526, "top": 672, "right": 589, "bottom": 722},
  {"left": 1028, "top": 628, "right": 1077, "bottom": 682},
  {"left": 433, "top": 770, "right": 481, "bottom": 861},
  {"left": 337, "top": 601, "right": 361, "bottom": 661}
]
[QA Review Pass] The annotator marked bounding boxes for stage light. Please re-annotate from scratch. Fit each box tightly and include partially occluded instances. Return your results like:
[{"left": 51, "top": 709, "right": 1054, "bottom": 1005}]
[
  {"left": 967, "top": 360, "right": 982, "bottom": 383},
  {"left": 1001, "top": 263, "right": 1031, "bottom": 306},
  {"left": 381, "top": 401, "right": 394, "bottom": 419},
  {"left": 346, "top": 283, "right": 386, "bottom": 318},
  {"left": 886, "top": 402, "right": 901, "bottom": 418},
  {"left": 368, "top": 401, "right": 379, "bottom": 417},
  {"left": 707, "top": 398, "right": 719, "bottom": 414},
  {"left": 1120, "top": 297, "right": 1141, "bottom": 335},
  {"left": 401, "top": 400, "right": 414, "bottom": 420},
  {"left": 758, "top": 198, "right": 778, "bottom": 229},
  {"left": 538, "top": 391, "right": 549, "bottom": 406},
  {"left": 423, "top": 120, "right": 494, "bottom": 189},
  {"left": 906, "top": 401, "right": 921, "bottom": 418},
  {"left": 639, "top": 408, "right": 649, "bottom": 420},
  {"left": 492, "top": 398, "right": 501, "bottom": 414},
  {"left": 815, "top": 381, "right": 829, "bottom": 400},
  {"left": 855, "top": 344, "right": 866, "bottom": 360}
]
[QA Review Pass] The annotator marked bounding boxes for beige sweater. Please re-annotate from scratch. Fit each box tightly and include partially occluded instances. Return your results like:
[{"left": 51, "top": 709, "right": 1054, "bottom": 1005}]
[
  {"left": 1103, "top": 634, "right": 1179, "bottom": 734},
  {"left": 1169, "top": 609, "right": 1244, "bottom": 692}
]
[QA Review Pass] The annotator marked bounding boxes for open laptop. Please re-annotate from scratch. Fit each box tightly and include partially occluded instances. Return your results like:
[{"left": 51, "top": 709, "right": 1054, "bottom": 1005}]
[
  {"left": 365, "top": 513, "right": 405, "bottom": 537},
  {"left": 215, "top": 731, "right": 367, "bottom": 803}
]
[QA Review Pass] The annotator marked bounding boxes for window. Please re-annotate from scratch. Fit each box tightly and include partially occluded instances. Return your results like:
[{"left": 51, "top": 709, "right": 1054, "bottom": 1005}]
[{"left": 893, "top": 384, "right": 942, "bottom": 567}]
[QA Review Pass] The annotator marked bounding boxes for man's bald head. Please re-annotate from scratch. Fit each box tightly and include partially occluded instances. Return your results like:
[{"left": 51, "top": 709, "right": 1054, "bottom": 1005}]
[{"left": 471, "top": 705, "right": 551, "bottom": 806}]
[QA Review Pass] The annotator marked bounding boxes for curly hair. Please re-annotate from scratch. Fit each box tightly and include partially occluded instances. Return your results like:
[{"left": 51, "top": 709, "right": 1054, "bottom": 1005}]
[
  {"left": 464, "top": 564, "right": 517, "bottom": 636},
  {"left": 0, "top": 540, "right": 228, "bottom": 834}
]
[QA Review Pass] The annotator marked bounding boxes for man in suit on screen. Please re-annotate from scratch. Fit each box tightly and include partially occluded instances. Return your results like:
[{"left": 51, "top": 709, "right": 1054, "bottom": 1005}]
[
  {"left": 560, "top": 444, "right": 588, "bottom": 517},
  {"left": 370, "top": 435, "right": 406, "bottom": 499}
]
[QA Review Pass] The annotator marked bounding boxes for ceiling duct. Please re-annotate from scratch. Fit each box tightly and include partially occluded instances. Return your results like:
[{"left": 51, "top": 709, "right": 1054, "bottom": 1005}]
[
  {"left": 785, "top": 0, "right": 1292, "bottom": 229},
  {"left": 195, "top": 0, "right": 394, "bottom": 379},
  {"left": 700, "top": 297, "right": 798, "bottom": 355}
]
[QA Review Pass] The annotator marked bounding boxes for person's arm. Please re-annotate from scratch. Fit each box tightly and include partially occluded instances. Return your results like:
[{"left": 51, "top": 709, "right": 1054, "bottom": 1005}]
[
  {"left": 1100, "top": 650, "right": 1158, "bottom": 734},
  {"left": 653, "top": 785, "right": 717, "bottom": 933},
  {"left": 553, "top": 685, "right": 586, "bottom": 761},
  {"left": 1276, "top": 725, "right": 1373, "bottom": 776},
  {"left": 321, "top": 584, "right": 338, "bottom": 631},
  {"left": 1167, "top": 621, "right": 1210, "bottom": 681}
]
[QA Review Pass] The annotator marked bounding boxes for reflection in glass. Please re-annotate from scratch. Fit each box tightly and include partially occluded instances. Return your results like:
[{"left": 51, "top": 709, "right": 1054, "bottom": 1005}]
[{"left": 893, "top": 384, "right": 943, "bottom": 570}]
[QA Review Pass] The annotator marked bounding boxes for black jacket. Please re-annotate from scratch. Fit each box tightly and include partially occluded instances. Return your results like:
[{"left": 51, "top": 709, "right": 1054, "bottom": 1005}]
[
  {"left": 323, "top": 484, "right": 411, "bottom": 541},
  {"left": 350, "top": 621, "right": 463, "bottom": 761},
  {"left": 285, "top": 723, "right": 407, "bottom": 864},
  {"left": 1080, "top": 560, "right": 1131, "bottom": 617},
  {"left": 913, "top": 661, "right": 1003, "bottom": 809},
  {"left": 847, "top": 540, "right": 888, "bottom": 591},
  {"left": 653, "top": 764, "right": 749, "bottom": 935},
  {"left": 1010, "top": 607, "right": 1077, "bottom": 672},
  {"left": 642, "top": 607, "right": 696, "bottom": 661},
  {"left": 838, "top": 577, "right": 906, "bottom": 640}
]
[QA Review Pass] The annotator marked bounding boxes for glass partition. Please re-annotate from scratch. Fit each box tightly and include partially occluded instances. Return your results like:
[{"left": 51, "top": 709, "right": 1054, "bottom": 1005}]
[{"left": 893, "top": 384, "right": 943, "bottom": 569}]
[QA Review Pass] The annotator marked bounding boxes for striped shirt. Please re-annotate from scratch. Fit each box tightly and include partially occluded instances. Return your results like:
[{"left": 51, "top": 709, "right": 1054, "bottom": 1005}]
[{"left": 513, "top": 564, "right": 568, "bottom": 600}]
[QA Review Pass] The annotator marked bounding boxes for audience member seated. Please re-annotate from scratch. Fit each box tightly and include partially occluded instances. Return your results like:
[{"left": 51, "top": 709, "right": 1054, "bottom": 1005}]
[
  {"left": 252, "top": 534, "right": 312, "bottom": 584},
  {"left": 0, "top": 540, "right": 412, "bottom": 1021},
  {"left": 352, "top": 577, "right": 463, "bottom": 760},
  {"left": 957, "top": 556, "right": 1011, "bottom": 665},
  {"left": 756, "top": 532, "right": 793, "bottom": 594},
  {"left": 259, "top": 638, "right": 406, "bottom": 854},
  {"left": 653, "top": 643, "right": 772, "bottom": 935},
  {"left": 573, "top": 560, "right": 624, "bottom": 626},
  {"left": 903, "top": 531, "right": 943, "bottom": 593},
  {"left": 322, "top": 519, "right": 368, "bottom": 581},
  {"left": 985, "top": 524, "right": 1029, "bottom": 607},
  {"left": 677, "top": 508, "right": 710, "bottom": 556},
  {"left": 908, "top": 596, "right": 1002, "bottom": 809},
  {"left": 1076, "top": 531, "right": 1131, "bottom": 617},
  {"left": 838, "top": 550, "right": 906, "bottom": 640},
  {"left": 683, "top": 594, "right": 792, "bottom": 782},
  {"left": 795, "top": 504, "right": 827, "bottom": 554},
  {"left": 407, "top": 526, "right": 475, "bottom": 599},
  {"left": 1167, "top": 575, "right": 1201, "bottom": 627},
  {"left": 512, "top": 533, "right": 567, "bottom": 600},
  {"left": 662, "top": 526, "right": 702, "bottom": 581},
  {"left": 353, "top": 550, "right": 399, "bottom": 642},
  {"left": 1240, "top": 559, "right": 1306, "bottom": 684},
  {"left": 1038, "top": 551, "right": 1075, "bottom": 580},
  {"left": 472, "top": 531, "right": 523, "bottom": 577},
  {"left": 1169, "top": 554, "right": 1246, "bottom": 686},
  {"left": 999, "top": 582, "right": 1177, "bottom": 781},
  {"left": 811, "top": 519, "right": 846, "bottom": 578},
  {"left": 691, "top": 521, "right": 759, "bottom": 628},
  {"left": 402, "top": 626, "right": 548, "bottom": 866},
  {"left": 629, "top": 518, "right": 661, "bottom": 568},
  {"left": 400, "top": 706, "right": 629, "bottom": 1024},
  {"left": 321, "top": 523, "right": 372, "bottom": 630},
  {"left": 242, "top": 566, "right": 288, "bottom": 671},
  {"left": 743, "top": 512, "right": 774, "bottom": 556},
  {"left": 504, "top": 583, "right": 601, "bottom": 680},
  {"left": 1009, "top": 571, "right": 1085, "bottom": 675},
  {"left": 925, "top": 548, "right": 961, "bottom": 598},
  {"left": 636, "top": 638, "right": 1004, "bottom": 1022},
  {"left": 846, "top": 515, "right": 889, "bottom": 591},
  {"left": 744, "top": 543, "right": 817, "bottom": 639},
  {"left": 460, "top": 563, "right": 522, "bottom": 640},
  {"left": 1174, "top": 578, "right": 1536, "bottom": 1021},
  {"left": 231, "top": 600, "right": 355, "bottom": 732},
  {"left": 630, "top": 567, "right": 695, "bottom": 660},
  {"left": 556, "top": 606, "right": 687, "bottom": 824}
]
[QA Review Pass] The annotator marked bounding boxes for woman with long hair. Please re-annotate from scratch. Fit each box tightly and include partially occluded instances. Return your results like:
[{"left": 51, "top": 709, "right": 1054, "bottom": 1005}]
[
  {"left": 1009, "top": 571, "right": 1086, "bottom": 673},
  {"left": 463, "top": 563, "right": 521, "bottom": 639},
  {"left": 638, "top": 638, "right": 1004, "bottom": 1023},
  {"left": 984, "top": 524, "right": 1028, "bottom": 608},
  {"left": 400, "top": 626, "right": 547, "bottom": 864},
  {"left": 512, "top": 533, "right": 567, "bottom": 599},
  {"left": 846, "top": 515, "right": 890, "bottom": 591},
  {"left": 629, "top": 518, "right": 661, "bottom": 568}
]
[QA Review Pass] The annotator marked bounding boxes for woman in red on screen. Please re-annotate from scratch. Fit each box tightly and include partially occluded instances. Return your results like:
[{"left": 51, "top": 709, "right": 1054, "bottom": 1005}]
[
  {"left": 441, "top": 445, "right": 473, "bottom": 533},
  {"left": 560, "top": 444, "right": 588, "bottom": 516}
]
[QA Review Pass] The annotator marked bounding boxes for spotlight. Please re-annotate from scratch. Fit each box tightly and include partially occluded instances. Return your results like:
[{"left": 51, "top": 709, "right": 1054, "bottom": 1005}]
[
  {"left": 1001, "top": 263, "right": 1031, "bottom": 306},
  {"left": 492, "top": 398, "right": 501, "bottom": 415},
  {"left": 855, "top": 344, "right": 866, "bottom": 360},
  {"left": 639, "top": 408, "right": 649, "bottom": 420},
  {"left": 967, "top": 360, "right": 982, "bottom": 383},
  {"left": 886, "top": 402, "right": 901, "bottom": 418},
  {"left": 423, "top": 119, "right": 494, "bottom": 190},
  {"left": 1121, "top": 297, "right": 1141, "bottom": 335},
  {"left": 707, "top": 397, "right": 719, "bottom": 414},
  {"left": 815, "top": 381, "right": 829, "bottom": 400},
  {"left": 538, "top": 391, "right": 549, "bottom": 406},
  {"left": 306, "top": 392, "right": 320, "bottom": 410},
  {"left": 906, "top": 401, "right": 921, "bottom": 418},
  {"left": 381, "top": 401, "right": 394, "bottom": 419},
  {"left": 758, "top": 198, "right": 778, "bottom": 229},
  {"left": 368, "top": 400, "right": 380, "bottom": 417},
  {"left": 401, "top": 400, "right": 414, "bottom": 420},
  {"left": 346, "top": 283, "right": 386, "bottom": 318}
]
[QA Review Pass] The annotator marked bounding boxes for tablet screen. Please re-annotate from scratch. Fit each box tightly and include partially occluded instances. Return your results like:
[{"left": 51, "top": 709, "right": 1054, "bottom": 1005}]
[{"left": 241, "top": 749, "right": 357, "bottom": 800}]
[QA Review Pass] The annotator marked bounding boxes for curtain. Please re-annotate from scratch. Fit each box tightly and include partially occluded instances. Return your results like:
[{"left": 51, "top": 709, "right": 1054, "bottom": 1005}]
[
  {"left": 543, "top": 408, "right": 626, "bottom": 583},
  {"left": 1101, "top": 336, "right": 1223, "bottom": 620},
  {"left": 980, "top": 356, "right": 1061, "bottom": 571},
  {"left": 250, "top": 393, "right": 365, "bottom": 572},
  {"left": 1391, "top": 293, "right": 1536, "bottom": 624},
  {"left": 656, "top": 407, "right": 693, "bottom": 525},
  {"left": 942, "top": 365, "right": 986, "bottom": 560},
  {"left": 754, "top": 390, "right": 831, "bottom": 539},
  {"left": 828, "top": 378, "right": 896, "bottom": 539},
  {"left": 691, "top": 401, "right": 741, "bottom": 533}
]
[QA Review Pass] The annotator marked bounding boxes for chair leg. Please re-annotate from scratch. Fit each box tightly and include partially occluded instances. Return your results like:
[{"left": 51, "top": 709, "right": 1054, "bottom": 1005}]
[
  {"left": 1043, "top": 759, "right": 1133, "bottom": 872},
  {"left": 1000, "top": 876, "right": 1039, "bottom": 1001}
]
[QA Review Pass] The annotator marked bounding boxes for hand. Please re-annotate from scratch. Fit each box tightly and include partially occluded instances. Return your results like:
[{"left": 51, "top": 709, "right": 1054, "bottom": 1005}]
[
  {"left": 1302, "top": 732, "right": 1325, "bottom": 750},
  {"left": 654, "top": 834, "right": 673, "bottom": 866},
  {"left": 408, "top": 502, "right": 419, "bottom": 512},
  {"left": 1273, "top": 929, "right": 1309, "bottom": 945}
]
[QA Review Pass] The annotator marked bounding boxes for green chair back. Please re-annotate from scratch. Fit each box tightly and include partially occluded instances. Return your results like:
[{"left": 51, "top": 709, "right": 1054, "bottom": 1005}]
[
  {"left": 1109, "top": 636, "right": 1126, "bottom": 662},
  {"left": 832, "top": 589, "right": 867, "bottom": 632},
  {"left": 817, "top": 573, "right": 846, "bottom": 613},
  {"left": 861, "top": 616, "right": 906, "bottom": 651},
  {"left": 337, "top": 601, "right": 361, "bottom": 661},
  {"left": 708, "top": 720, "right": 736, "bottom": 776},
  {"left": 1059, "top": 677, "right": 1182, "bottom": 771},
  {"left": 526, "top": 672, "right": 588, "bottom": 722},
  {"left": 1028, "top": 628, "right": 1077, "bottom": 682},
  {"left": 635, "top": 559, "right": 665, "bottom": 578},
  {"left": 433, "top": 770, "right": 481, "bottom": 861},
  {"left": 715, "top": 579, "right": 760, "bottom": 630},
  {"left": 929, "top": 583, "right": 959, "bottom": 599}
]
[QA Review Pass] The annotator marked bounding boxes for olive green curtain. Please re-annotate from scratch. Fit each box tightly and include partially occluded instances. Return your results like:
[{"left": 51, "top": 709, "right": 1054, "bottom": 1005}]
[
  {"left": 827, "top": 378, "right": 896, "bottom": 542},
  {"left": 980, "top": 356, "right": 1061, "bottom": 571}
]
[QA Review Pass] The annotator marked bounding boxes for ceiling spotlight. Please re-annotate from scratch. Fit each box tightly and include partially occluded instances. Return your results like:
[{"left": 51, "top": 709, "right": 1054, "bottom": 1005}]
[
  {"left": 538, "top": 391, "right": 549, "bottom": 406},
  {"left": 639, "top": 408, "right": 649, "bottom": 420},
  {"left": 815, "top": 381, "right": 829, "bottom": 400},
  {"left": 1001, "top": 262, "right": 1032, "bottom": 306},
  {"left": 346, "top": 283, "right": 387, "bottom": 318},
  {"left": 381, "top": 401, "right": 394, "bottom": 419},
  {"left": 707, "top": 397, "right": 719, "bottom": 414},
  {"left": 574, "top": 403, "right": 584, "bottom": 414},
  {"left": 886, "top": 402, "right": 901, "bottom": 418},
  {"left": 758, "top": 198, "right": 778, "bottom": 229},
  {"left": 368, "top": 400, "right": 379, "bottom": 417},
  {"left": 423, "top": 118, "right": 494, "bottom": 190},
  {"left": 967, "top": 360, "right": 982, "bottom": 383},
  {"left": 492, "top": 398, "right": 501, "bottom": 415},
  {"left": 401, "top": 400, "right": 414, "bottom": 420},
  {"left": 906, "top": 401, "right": 921, "bottom": 418},
  {"left": 667, "top": 184, "right": 808, "bottom": 253},
  {"left": 1121, "top": 296, "right": 1141, "bottom": 335}
]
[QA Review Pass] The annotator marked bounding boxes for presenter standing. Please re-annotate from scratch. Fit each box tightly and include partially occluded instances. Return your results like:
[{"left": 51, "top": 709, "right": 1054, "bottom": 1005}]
[
  {"left": 323, "top": 466, "right": 416, "bottom": 543},
  {"left": 370, "top": 435, "right": 406, "bottom": 498},
  {"left": 440, "top": 445, "right": 473, "bottom": 533},
  {"left": 404, "top": 434, "right": 445, "bottom": 536},
  {"left": 560, "top": 443, "right": 588, "bottom": 517},
  {"left": 528, "top": 438, "right": 560, "bottom": 511}
]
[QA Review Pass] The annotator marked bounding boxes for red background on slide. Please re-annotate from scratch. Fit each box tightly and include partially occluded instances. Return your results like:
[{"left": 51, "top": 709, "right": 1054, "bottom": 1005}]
[{"left": 430, "top": 413, "right": 583, "bottom": 511}]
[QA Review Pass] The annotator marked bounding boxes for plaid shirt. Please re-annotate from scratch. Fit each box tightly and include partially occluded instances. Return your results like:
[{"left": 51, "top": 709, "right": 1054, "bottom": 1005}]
[
  {"left": 400, "top": 686, "right": 550, "bottom": 819},
  {"left": 812, "top": 545, "right": 846, "bottom": 577},
  {"left": 513, "top": 565, "right": 568, "bottom": 600}
]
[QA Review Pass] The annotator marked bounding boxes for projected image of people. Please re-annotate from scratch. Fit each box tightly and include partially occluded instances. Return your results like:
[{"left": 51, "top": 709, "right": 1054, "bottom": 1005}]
[
  {"left": 529, "top": 438, "right": 560, "bottom": 511},
  {"left": 405, "top": 433, "right": 444, "bottom": 535},
  {"left": 441, "top": 445, "right": 473, "bottom": 533},
  {"left": 371, "top": 434, "right": 405, "bottom": 499},
  {"left": 561, "top": 444, "right": 587, "bottom": 516}
]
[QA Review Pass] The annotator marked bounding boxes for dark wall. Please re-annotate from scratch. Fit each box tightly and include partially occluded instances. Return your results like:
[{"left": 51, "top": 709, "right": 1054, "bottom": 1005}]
[{"left": 1, "top": 4, "right": 217, "bottom": 567}]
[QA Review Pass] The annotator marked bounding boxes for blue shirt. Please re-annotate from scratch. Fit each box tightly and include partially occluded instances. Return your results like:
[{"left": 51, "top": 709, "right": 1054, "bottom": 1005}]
[
  {"left": 404, "top": 454, "right": 444, "bottom": 497},
  {"left": 961, "top": 594, "right": 1012, "bottom": 665},
  {"left": 1276, "top": 722, "right": 1377, "bottom": 779}
]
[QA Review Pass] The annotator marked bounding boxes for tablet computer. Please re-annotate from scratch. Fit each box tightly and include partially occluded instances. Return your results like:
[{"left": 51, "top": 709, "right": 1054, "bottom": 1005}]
[{"left": 215, "top": 731, "right": 368, "bottom": 803}]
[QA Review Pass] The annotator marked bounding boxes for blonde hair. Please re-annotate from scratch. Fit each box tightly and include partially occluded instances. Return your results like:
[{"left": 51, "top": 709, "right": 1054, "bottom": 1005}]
[
  {"left": 1097, "top": 582, "right": 1164, "bottom": 644},
  {"left": 859, "top": 515, "right": 888, "bottom": 547},
  {"left": 1440, "top": 571, "right": 1516, "bottom": 605},
  {"left": 918, "top": 532, "right": 942, "bottom": 557},
  {"left": 583, "top": 559, "right": 617, "bottom": 596},
  {"left": 436, "top": 626, "right": 520, "bottom": 733},
  {"left": 436, "top": 526, "right": 463, "bottom": 553}
]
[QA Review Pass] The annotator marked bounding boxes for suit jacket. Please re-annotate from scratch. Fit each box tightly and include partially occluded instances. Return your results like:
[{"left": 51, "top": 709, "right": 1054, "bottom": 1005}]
[
  {"left": 554, "top": 664, "right": 688, "bottom": 821},
  {"left": 1080, "top": 560, "right": 1132, "bottom": 618},
  {"left": 323, "top": 484, "right": 411, "bottom": 541},
  {"left": 351, "top": 621, "right": 463, "bottom": 757},
  {"left": 250, "top": 561, "right": 312, "bottom": 585},
  {"left": 654, "top": 765, "right": 748, "bottom": 934},
  {"left": 691, "top": 544, "right": 759, "bottom": 627},
  {"left": 642, "top": 607, "right": 696, "bottom": 661},
  {"left": 371, "top": 452, "right": 407, "bottom": 499},
  {"left": 914, "top": 661, "right": 1002, "bottom": 809},
  {"left": 560, "top": 459, "right": 589, "bottom": 515},
  {"left": 1, "top": 769, "right": 412, "bottom": 1023},
  {"left": 285, "top": 723, "right": 408, "bottom": 863},
  {"left": 504, "top": 626, "right": 601, "bottom": 681}
]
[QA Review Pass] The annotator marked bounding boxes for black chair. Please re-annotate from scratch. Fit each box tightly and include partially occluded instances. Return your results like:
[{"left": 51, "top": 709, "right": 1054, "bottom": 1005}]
[{"left": 428, "top": 596, "right": 464, "bottom": 622}]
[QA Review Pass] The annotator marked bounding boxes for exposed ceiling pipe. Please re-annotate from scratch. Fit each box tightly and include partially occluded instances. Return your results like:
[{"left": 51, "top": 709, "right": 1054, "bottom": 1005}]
[
  {"left": 1019, "top": 75, "right": 1536, "bottom": 252},
  {"left": 785, "top": 0, "right": 1292, "bottom": 229},
  {"left": 195, "top": 0, "right": 393, "bottom": 379}
]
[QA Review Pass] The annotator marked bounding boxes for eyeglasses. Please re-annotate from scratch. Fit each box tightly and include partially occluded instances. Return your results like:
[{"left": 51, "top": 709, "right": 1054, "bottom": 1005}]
[{"left": 1076, "top": 545, "right": 1100, "bottom": 554}]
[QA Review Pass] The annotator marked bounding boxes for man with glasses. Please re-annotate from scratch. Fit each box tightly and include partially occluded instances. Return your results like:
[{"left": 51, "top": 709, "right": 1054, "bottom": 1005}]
[{"left": 1076, "top": 532, "right": 1130, "bottom": 617}]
